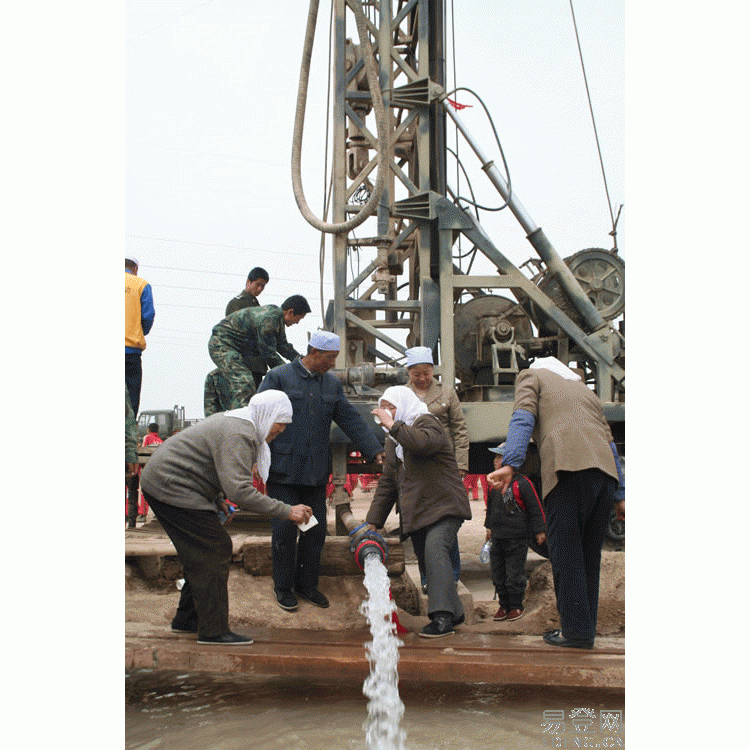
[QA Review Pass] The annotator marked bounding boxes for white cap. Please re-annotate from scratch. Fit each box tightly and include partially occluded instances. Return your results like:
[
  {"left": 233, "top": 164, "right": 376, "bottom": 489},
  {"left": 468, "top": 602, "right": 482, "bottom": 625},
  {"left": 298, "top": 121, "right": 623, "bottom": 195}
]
[
  {"left": 405, "top": 346, "right": 433, "bottom": 367},
  {"left": 309, "top": 330, "right": 341, "bottom": 351},
  {"left": 125, "top": 255, "right": 139, "bottom": 266},
  {"left": 529, "top": 356, "right": 581, "bottom": 381}
]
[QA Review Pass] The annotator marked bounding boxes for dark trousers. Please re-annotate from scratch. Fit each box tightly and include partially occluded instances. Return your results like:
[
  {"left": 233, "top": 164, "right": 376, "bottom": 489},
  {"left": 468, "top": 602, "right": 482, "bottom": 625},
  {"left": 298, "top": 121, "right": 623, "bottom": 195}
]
[
  {"left": 268, "top": 482, "right": 327, "bottom": 593},
  {"left": 418, "top": 541, "right": 460, "bottom": 586},
  {"left": 489, "top": 537, "right": 529, "bottom": 610},
  {"left": 411, "top": 517, "right": 464, "bottom": 619},
  {"left": 125, "top": 352, "right": 143, "bottom": 415},
  {"left": 143, "top": 492, "right": 233, "bottom": 639},
  {"left": 545, "top": 469, "right": 616, "bottom": 642}
]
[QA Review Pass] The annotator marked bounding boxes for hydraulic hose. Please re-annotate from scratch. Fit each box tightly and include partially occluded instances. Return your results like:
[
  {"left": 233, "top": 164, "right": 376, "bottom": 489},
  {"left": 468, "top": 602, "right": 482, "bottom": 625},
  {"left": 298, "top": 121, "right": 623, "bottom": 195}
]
[{"left": 292, "top": 0, "right": 389, "bottom": 234}]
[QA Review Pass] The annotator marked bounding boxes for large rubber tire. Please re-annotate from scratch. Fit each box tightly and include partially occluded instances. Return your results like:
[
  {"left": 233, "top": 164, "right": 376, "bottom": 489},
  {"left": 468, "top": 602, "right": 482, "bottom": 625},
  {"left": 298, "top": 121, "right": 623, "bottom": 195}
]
[{"left": 605, "top": 508, "right": 625, "bottom": 542}]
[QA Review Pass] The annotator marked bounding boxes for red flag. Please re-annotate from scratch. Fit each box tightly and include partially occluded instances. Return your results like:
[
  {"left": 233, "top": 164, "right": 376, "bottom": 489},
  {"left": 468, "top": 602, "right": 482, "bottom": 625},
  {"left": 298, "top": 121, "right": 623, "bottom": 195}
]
[{"left": 447, "top": 98, "right": 472, "bottom": 111}]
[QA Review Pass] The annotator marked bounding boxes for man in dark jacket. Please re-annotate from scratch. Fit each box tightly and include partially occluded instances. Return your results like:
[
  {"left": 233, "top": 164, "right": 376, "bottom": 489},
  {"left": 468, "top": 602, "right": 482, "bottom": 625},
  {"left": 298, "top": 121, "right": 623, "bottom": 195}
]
[
  {"left": 485, "top": 443, "right": 546, "bottom": 623},
  {"left": 257, "top": 330, "right": 384, "bottom": 611}
]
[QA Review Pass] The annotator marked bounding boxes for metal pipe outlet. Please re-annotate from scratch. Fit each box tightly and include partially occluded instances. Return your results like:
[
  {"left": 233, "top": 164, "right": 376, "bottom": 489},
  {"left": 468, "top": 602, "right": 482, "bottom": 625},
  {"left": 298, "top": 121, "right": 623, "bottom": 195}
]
[{"left": 339, "top": 506, "right": 389, "bottom": 570}]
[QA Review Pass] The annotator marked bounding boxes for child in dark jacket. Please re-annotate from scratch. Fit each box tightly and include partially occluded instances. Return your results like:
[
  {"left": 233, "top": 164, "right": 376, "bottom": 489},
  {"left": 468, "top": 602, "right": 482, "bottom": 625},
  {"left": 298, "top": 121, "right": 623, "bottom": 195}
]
[{"left": 485, "top": 443, "right": 547, "bottom": 621}]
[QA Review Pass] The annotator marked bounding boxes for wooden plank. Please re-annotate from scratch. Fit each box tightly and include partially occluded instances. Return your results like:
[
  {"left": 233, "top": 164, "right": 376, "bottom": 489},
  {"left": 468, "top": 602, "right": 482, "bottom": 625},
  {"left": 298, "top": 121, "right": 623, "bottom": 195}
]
[{"left": 125, "top": 533, "right": 250, "bottom": 557}]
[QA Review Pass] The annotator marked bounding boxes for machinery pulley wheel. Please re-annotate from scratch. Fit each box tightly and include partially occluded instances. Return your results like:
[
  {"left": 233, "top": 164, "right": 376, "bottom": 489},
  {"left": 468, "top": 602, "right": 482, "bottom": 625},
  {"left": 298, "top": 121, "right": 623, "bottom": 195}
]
[
  {"left": 534, "top": 248, "right": 625, "bottom": 335},
  {"left": 567, "top": 248, "right": 625, "bottom": 321}
]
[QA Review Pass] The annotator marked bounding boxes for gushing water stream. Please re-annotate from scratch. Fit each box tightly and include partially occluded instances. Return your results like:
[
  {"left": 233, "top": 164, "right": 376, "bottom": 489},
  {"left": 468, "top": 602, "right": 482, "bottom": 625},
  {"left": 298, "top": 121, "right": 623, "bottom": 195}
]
[{"left": 360, "top": 554, "right": 406, "bottom": 750}]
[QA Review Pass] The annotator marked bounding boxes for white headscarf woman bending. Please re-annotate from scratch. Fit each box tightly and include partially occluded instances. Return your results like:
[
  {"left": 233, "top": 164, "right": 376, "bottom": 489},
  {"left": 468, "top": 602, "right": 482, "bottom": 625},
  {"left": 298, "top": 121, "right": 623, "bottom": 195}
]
[{"left": 224, "top": 390, "right": 294, "bottom": 482}]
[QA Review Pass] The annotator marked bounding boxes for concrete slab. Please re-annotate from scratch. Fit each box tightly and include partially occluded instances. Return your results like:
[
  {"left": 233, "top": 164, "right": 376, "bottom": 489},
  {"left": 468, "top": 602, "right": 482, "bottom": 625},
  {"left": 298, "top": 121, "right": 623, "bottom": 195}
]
[
  {"left": 125, "top": 625, "right": 624, "bottom": 691},
  {"left": 126, "top": 488, "right": 624, "bottom": 693}
]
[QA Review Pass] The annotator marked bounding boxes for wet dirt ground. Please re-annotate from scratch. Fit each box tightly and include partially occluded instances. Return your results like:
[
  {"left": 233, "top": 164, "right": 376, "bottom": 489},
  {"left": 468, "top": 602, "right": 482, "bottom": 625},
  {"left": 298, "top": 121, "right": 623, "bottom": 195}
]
[{"left": 126, "top": 484, "right": 624, "bottom": 640}]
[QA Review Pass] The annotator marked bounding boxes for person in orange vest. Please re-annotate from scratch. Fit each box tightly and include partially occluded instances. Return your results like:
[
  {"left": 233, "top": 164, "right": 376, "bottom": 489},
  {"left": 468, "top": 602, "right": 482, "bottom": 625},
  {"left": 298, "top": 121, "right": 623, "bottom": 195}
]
[{"left": 125, "top": 256, "right": 155, "bottom": 415}]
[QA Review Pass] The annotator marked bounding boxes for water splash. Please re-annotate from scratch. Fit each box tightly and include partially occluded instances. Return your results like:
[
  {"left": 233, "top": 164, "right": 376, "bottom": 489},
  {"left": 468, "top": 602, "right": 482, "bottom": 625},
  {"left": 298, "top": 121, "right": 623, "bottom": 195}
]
[{"left": 360, "top": 554, "right": 406, "bottom": 750}]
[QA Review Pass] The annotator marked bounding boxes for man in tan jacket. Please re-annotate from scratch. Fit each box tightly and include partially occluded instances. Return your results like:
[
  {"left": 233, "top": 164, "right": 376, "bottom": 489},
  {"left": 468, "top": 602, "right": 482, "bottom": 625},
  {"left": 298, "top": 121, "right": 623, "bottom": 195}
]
[{"left": 488, "top": 358, "right": 625, "bottom": 649}]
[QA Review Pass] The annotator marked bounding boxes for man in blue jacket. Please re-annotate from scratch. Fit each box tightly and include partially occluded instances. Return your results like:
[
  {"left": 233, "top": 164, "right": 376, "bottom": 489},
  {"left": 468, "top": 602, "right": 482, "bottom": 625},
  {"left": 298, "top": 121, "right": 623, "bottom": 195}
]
[{"left": 258, "top": 330, "right": 384, "bottom": 611}]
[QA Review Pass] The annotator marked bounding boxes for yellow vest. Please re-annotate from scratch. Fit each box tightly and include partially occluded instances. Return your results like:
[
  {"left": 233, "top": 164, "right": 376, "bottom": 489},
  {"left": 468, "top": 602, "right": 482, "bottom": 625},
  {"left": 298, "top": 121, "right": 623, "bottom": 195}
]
[{"left": 125, "top": 272, "right": 149, "bottom": 350}]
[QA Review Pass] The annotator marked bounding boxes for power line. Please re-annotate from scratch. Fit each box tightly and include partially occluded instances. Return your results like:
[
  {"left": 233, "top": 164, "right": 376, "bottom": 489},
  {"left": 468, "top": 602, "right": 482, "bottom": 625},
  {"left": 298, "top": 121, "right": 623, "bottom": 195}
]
[
  {"left": 151, "top": 280, "right": 333, "bottom": 293},
  {"left": 155, "top": 299, "right": 327, "bottom": 313},
  {"left": 127, "top": 234, "right": 320, "bottom": 258},
  {"left": 126, "top": 0, "right": 215, "bottom": 44}
]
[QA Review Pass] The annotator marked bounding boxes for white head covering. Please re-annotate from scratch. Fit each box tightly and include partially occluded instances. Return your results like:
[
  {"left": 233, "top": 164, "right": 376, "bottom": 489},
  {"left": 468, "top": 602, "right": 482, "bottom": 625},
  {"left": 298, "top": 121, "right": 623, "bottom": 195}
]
[
  {"left": 529, "top": 357, "right": 582, "bottom": 381},
  {"left": 405, "top": 346, "right": 433, "bottom": 368},
  {"left": 379, "top": 385, "right": 429, "bottom": 461},
  {"left": 309, "top": 330, "right": 341, "bottom": 351},
  {"left": 125, "top": 255, "right": 139, "bottom": 267},
  {"left": 224, "top": 390, "right": 293, "bottom": 481}
]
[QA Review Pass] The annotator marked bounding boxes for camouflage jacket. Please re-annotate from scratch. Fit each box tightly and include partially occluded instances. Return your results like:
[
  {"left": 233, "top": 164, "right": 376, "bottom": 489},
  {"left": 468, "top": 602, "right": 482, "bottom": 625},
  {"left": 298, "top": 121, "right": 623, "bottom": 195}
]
[
  {"left": 210, "top": 304, "right": 301, "bottom": 369},
  {"left": 125, "top": 386, "right": 138, "bottom": 464}
]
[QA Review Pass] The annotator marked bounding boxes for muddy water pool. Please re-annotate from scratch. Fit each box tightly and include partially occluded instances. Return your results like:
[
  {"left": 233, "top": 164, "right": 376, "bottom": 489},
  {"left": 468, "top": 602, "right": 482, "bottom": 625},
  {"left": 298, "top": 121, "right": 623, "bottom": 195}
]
[{"left": 125, "top": 670, "right": 625, "bottom": 749}]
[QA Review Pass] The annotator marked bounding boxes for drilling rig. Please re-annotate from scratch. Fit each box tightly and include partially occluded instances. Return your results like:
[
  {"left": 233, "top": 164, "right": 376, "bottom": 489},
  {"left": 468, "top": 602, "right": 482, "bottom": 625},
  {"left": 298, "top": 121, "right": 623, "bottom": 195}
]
[{"left": 292, "top": 0, "right": 624, "bottom": 532}]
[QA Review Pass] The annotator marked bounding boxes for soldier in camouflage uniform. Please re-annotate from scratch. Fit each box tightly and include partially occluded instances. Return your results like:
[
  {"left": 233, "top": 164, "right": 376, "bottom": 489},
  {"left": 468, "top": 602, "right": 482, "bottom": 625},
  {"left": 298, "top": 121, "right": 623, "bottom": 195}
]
[
  {"left": 203, "top": 368, "right": 234, "bottom": 417},
  {"left": 126, "top": 386, "right": 140, "bottom": 527},
  {"left": 126, "top": 386, "right": 138, "bottom": 477},
  {"left": 225, "top": 267, "right": 270, "bottom": 386},
  {"left": 207, "top": 295, "right": 311, "bottom": 410}
]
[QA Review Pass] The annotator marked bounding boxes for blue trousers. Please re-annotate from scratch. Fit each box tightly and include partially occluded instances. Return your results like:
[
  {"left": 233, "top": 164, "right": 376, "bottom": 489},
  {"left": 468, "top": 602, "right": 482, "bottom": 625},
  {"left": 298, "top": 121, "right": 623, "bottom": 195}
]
[
  {"left": 268, "top": 482, "right": 327, "bottom": 593},
  {"left": 545, "top": 469, "right": 616, "bottom": 642}
]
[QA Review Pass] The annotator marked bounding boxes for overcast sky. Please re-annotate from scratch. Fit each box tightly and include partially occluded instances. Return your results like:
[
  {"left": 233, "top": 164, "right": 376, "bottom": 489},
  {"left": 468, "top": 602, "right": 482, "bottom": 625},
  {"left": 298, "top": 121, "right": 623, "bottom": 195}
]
[
  {"left": 126, "top": 0, "right": 625, "bottom": 419},
  {"left": 3, "top": 2, "right": 748, "bottom": 734}
]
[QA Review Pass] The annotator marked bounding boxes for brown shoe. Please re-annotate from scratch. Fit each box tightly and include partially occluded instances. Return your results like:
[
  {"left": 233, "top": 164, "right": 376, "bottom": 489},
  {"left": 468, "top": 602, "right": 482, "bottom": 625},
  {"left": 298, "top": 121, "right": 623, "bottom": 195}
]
[
  {"left": 493, "top": 607, "right": 508, "bottom": 621},
  {"left": 507, "top": 608, "right": 524, "bottom": 621}
]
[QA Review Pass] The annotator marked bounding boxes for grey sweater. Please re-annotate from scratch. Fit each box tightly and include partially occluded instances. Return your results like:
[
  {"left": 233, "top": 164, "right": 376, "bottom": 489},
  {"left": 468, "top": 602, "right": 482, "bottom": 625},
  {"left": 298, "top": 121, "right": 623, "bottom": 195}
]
[{"left": 140, "top": 413, "right": 293, "bottom": 518}]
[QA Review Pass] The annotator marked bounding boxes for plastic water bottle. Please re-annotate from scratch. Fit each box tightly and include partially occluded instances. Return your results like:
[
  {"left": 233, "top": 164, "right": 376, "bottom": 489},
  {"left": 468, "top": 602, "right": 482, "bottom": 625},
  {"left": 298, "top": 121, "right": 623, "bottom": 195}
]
[{"left": 479, "top": 540, "right": 491, "bottom": 564}]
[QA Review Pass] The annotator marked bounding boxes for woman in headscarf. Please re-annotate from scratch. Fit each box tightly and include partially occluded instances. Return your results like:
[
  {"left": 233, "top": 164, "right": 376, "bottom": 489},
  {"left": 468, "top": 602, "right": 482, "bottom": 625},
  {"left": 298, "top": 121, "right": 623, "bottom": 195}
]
[
  {"left": 403, "top": 346, "right": 469, "bottom": 472},
  {"left": 365, "top": 386, "right": 472, "bottom": 638},
  {"left": 403, "top": 346, "right": 470, "bottom": 589},
  {"left": 140, "top": 390, "right": 312, "bottom": 646}
]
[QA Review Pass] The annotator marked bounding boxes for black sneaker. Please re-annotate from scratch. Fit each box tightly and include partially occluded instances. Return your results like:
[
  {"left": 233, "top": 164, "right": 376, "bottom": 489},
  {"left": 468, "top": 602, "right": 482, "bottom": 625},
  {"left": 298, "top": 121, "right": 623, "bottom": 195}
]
[
  {"left": 295, "top": 588, "right": 330, "bottom": 608},
  {"left": 197, "top": 632, "right": 254, "bottom": 645},
  {"left": 542, "top": 629, "right": 594, "bottom": 649},
  {"left": 419, "top": 615, "right": 455, "bottom": 639},
  {"left": 275, "top": 589, "right": 299, "bottom": 611},
  {"left": 171, "top": 622, "right": 198, "bottom": 634}
]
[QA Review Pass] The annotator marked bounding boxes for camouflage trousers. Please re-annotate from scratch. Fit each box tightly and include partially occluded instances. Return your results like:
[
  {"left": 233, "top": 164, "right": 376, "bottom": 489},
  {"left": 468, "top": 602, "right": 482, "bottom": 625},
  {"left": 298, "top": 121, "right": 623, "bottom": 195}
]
[
  {"left": 207, "top": 338, "right": 257, "bottom": 410},
  {"left": 203, "top": 368, "right": 234, "bottom": 416}
]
